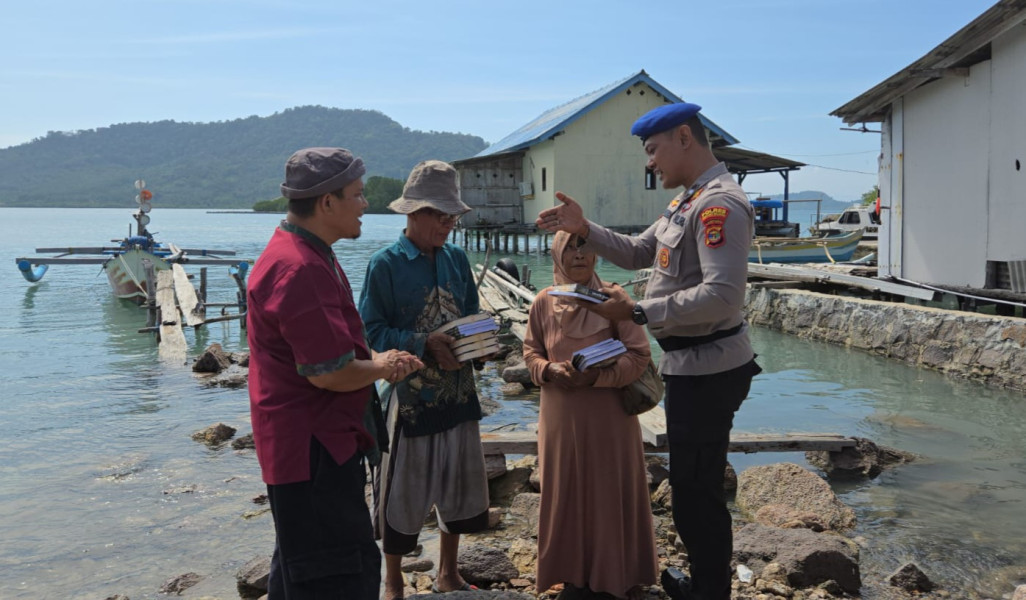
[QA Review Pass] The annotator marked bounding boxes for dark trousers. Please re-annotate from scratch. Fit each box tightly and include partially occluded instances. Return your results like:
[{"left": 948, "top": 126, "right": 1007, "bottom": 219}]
[
  {"left": 266, "top": 438, "right": 381, "bottom": 600},
  {"left": 664, "top": 359, "right": 760, "bottom": 600}
]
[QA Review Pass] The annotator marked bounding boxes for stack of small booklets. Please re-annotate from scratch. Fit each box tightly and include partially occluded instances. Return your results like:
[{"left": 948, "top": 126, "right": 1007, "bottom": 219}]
[
  {"left": 571, "top": 338, "right": 627, "bottom": 371},
  {"left": 432, "top": 313, "right": 501, "bottom": 362},
  {"left": 548, "top": 283, "right": 609, "bottom": 304}
]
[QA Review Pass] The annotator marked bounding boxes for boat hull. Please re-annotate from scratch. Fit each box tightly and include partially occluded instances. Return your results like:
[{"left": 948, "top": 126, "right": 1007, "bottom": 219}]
[
  {"left": 749, "top": 230, "right": 863, "bottom": 264},
  {"left": 103, "top": 249, "right": 169, "bottom": 303}
]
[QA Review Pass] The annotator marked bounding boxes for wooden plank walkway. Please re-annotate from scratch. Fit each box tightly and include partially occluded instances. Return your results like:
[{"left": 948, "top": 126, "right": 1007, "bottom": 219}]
[
  {"left": 171, "top": 264, "right": 205, "bottom": 327},
  {"left": 480, "top": 429, "right": 856, "bottom": 456},
  {"left": 155, "top": 270, "right": 188, "bottom": 362}
]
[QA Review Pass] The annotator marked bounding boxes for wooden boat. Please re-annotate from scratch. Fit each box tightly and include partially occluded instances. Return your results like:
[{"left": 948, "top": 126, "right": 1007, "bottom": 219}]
[
  {"left": 749, "top": 229, "right": 863, "bottom": 264},
  {"left": 15, "top": 180, "right": 249, "bottom": 305}
]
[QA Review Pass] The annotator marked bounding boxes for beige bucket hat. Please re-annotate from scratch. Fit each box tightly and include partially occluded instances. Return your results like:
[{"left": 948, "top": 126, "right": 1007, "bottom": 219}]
[{"left": 388, "top": 160, "right": 471, "bottom": 215}]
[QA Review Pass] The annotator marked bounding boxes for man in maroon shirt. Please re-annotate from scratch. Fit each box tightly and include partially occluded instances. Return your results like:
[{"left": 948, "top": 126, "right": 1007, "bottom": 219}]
[{"left": 248, "top": 147, "right": 422, "bottom": 599}]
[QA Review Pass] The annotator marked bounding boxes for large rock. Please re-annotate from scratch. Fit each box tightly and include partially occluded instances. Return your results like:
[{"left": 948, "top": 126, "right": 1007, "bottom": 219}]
[
  {"left": 457, "top": 543, "right": 520, "bottom": 586},
  {"left": 193, "top": 343, "right": 233, "bottom": 373},
  {"left": 235, "top": 555, "right": 271, "bottom": 598},
  {"left": 159, "top": 572, "right": 203, "bottom": 595},
  {"left": 805, "top": 436, "right": 916, "bottom": 479},
  {"left": 508, "top": 493, "right": 540, "bottom": 538},
  {"left": 733, "top": 523, "right": 861, "bottom": 594},
  {"left": 887, "top": 562, "right": 935, "bottom": 593},
  {"left": 501, "top": 362, "right": 532, "bottom": 386},
  {"left": 736, "top": 462, "right": 856, "bottom": 531},
  {"left": 1013, "top": 584, "right": 1026, "bottom": 600},
  {"left": 488, "top": 466, "right": 534, "bottom": 507},
  {"left": 190, "top": 423, "right": 237, "bottom": 446},
  {"left": 507, "top": 537, "right": 538, "bottom": 576}
]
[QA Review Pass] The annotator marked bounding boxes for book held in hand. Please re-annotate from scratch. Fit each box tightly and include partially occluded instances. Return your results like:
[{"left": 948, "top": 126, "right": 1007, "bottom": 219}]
[
  {"left": 431, "top": 313, "right": 501, "bottom": 362},
  {"left": 548, "top": 283, "right": 610, "bottom": 304},
  {"left": 571, "top": 338, "right": 627, "bottom": 371}
]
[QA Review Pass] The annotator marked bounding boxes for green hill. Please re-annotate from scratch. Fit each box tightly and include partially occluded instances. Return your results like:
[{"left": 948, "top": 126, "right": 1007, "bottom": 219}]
[{"left": 0, "top": 106, "right": 487, "bottom": 208}]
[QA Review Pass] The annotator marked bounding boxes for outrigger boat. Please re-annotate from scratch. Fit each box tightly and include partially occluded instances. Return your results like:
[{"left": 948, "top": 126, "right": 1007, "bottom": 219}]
[
  {"left": 749, "top": 229, "right": 863, "bottom": 264},
  {"left": 15, "top": 181, "right": 250, "bottom": 331}
]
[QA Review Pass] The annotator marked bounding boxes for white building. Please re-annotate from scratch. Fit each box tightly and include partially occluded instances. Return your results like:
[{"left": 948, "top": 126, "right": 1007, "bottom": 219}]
[{"left": 833, "top": 0, "right": 1026, "bottom": 295}]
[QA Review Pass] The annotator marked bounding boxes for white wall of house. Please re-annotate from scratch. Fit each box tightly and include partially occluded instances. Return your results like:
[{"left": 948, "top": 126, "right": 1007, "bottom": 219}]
[
  {"left": 522, "top": 141, "right": 554, "bottom": 223},
  {"left": 881, "top": 24, "right": 1026, "bottom": 288},
  {"left": 524, "top": 83, "right": 677, "bottom": 229},
  {"left": 987, "top": 28, "right": 1026, "bottom": 264},
  {"left": 900, "top": 62, "right": 991, "bottom": 287}
]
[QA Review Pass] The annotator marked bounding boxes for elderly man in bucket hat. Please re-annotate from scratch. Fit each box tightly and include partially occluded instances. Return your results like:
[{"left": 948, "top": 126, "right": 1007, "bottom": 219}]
[
  {"left": 537, "top": 104, "right": 762, "bottom": 600},
  {"left": 247, "top": 147, "right": 423, "bottom": 600},
  {"left": 359, "top": 159, "right": 490, "bottom": 600}
]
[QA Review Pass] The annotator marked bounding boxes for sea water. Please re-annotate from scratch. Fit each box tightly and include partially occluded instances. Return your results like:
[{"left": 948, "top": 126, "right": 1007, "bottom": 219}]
[{"left": 1, "top": 208, "right": 1024, "bottom": 599}]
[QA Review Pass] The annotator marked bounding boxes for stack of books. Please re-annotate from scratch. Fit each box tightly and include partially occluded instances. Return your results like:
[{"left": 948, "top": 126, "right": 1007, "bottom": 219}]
[
  {"left": 571, "top": 338, "right": 627, "bottom": 371},
  {"left": 548, "top": 283, "right": 609, "bottom": 304},
  {"left": 432, "top": 313, "right": 501, "bottom": 362}
]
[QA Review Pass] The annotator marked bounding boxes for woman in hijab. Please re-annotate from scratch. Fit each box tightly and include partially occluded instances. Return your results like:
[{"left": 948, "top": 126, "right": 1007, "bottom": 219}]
[{"left": 523, "top": 230, "right": 658, "bottom": 600}]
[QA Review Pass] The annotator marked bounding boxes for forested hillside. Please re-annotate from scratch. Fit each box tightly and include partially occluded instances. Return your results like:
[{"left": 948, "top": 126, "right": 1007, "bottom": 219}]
[{"left": 0, "top": 106, "right": 487, "bottom": 208}]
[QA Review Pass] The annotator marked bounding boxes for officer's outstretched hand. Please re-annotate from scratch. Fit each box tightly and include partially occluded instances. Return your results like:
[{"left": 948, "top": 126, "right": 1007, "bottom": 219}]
[
  {"left": 580, "top": 283, "right": 634, "bottom": 322},
  {"left": 537, "top": 192, "right": 588, "bottom": 237}
]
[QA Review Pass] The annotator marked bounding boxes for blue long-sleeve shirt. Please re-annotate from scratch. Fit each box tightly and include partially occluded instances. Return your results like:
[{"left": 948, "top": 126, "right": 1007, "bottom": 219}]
[{"left": 358, "top": 234, "right": 482, "bottom": 437}]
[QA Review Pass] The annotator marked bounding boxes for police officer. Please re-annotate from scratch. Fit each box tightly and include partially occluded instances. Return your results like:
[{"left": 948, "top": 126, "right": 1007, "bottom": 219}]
[{"left": 537, "top": 102, "right": 761, "bottom": 600}]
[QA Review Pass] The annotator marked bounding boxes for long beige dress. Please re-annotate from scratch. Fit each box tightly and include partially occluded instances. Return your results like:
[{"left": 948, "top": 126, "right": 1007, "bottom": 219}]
[{"left": 523, "top": 277, "right": 659, "bottom": 598}]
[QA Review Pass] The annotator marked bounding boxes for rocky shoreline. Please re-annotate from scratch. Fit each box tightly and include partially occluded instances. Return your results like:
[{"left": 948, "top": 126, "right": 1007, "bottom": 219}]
[{"left": 122, "top": 291, "right": 1026, "bottom": 600}]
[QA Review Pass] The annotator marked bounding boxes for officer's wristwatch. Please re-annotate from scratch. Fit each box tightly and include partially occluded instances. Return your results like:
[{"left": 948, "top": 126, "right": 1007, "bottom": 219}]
[{"left": 631, "top": 303, "right": 648, "bottom": 325}]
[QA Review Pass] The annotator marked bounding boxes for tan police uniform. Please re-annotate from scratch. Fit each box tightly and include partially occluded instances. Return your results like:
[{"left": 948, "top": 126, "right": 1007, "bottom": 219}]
[{"left": 583, "top": 162, "right": 755, "bottom": 375}]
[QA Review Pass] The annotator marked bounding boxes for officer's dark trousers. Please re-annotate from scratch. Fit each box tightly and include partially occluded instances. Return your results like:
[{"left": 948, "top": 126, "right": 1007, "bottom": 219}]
[
  {"left": 664, "top": 359, "right": 760, "bottom": 600},
  {"left": 266, "top": 438, "right": 381, "bottom": 600}
]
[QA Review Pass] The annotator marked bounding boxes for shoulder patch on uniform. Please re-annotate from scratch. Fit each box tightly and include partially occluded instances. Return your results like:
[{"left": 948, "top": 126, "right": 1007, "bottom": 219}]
[
  {"left": 700, "top": 206, "right": 729, "bottom": 223},
  {"left": 700, "top": 206, "right": 729, "bottom": 248}
]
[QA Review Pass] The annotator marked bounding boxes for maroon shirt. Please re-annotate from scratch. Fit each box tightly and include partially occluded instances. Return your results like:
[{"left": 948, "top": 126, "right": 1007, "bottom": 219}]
[{"left": 247, "top": 222, "right": 373, "bottom": 485}]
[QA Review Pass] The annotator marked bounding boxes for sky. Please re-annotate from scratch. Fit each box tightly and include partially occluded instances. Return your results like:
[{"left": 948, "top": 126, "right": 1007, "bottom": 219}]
[{"left": 0, "top": 0, "right": 1001, "bottom": 202}]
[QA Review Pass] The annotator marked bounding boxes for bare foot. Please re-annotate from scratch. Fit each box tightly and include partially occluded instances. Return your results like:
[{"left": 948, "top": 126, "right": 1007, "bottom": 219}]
[
  {"left": 626, "top": 585, "right": 647, "bottom": 600},
  {"left": 432, "top": 574, "right": 476, "bottom": 593}
]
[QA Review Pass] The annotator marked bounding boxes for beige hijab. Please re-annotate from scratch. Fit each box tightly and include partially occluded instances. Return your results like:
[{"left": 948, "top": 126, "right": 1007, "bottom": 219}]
[{"left": 550, "top": 231, "right": 611, "bottom": 339}]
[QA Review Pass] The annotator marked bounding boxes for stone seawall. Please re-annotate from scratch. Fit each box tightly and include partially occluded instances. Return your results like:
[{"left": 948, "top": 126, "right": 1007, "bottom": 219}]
[{"left": 743, "top": 288, "right": 1026, "bottom": 393}]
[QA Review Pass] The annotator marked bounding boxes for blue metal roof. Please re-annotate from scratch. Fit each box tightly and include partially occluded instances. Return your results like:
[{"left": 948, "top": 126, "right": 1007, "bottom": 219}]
[{"left": 474, "top": 70, "right": 739, "bottom": 158}]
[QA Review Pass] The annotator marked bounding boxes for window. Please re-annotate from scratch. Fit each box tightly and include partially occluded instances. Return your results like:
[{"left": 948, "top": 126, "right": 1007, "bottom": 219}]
[
  {"left": 542, "top": 168, "right": 547, "bottom": 191},
  {"left": 840, "top": 211, "right": 860, "bottom": 225},
  {"left": 645, "top": 167, "right": 656, "bottom": 190}
]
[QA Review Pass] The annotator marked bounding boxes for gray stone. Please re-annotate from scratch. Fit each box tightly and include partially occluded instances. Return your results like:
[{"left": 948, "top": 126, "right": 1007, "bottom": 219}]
[
  {"left": 401, "top": 557, "right": 435, "bottom": 573},
  {"left": 500, "top": 382, "right": 527, "bottom": 396},
  {"left": 805, "top": 436, "right": 916, "bottom": 479},
  {"left": 159, "top": 572, "right": 203, "bottom": 595},
  {"left": 232, "top": 432, "right": 256, "bottom": 450},
  {"left": 501, "top": 363, "right": 532, "bottom": 386},
  {"left": 488, "top": 466, "right": 533, "bottom": 507},
  {"left": 508, "top": 492, "right": 541, "bottom": 537},
  {"left": 733, "top": 523, "right": 861, "bottom": 594},
  {"left": 235, "top": 555, "right": 271, "bottom": 598},
  {"left": 193, "top": 343, "right": 232, "bottom": 373},
  {"left": 457, "top": 542, "right": 520, "bottom": 585},
  {"left": 736, "top": 462, "right": 856, "bottom": 531},
  {"left": 191, "top": 423, "right": 236, "bottom": 446},
  {"left": 485, "top": 454, "right": 508, "bottom": 480},
  {"left": 887, "top": 562, "right": 935, "bottom": 593}
]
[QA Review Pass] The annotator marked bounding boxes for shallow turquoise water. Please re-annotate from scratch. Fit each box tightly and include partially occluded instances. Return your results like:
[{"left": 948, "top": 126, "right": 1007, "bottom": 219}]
[{"left": 2, "top": 208, "right": 1024, "bottom": 599}]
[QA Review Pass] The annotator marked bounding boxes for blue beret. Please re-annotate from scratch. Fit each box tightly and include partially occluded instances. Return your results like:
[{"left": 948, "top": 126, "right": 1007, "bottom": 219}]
[{"left": 630, "top": 102, "right": 702, "bottom": 141}]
